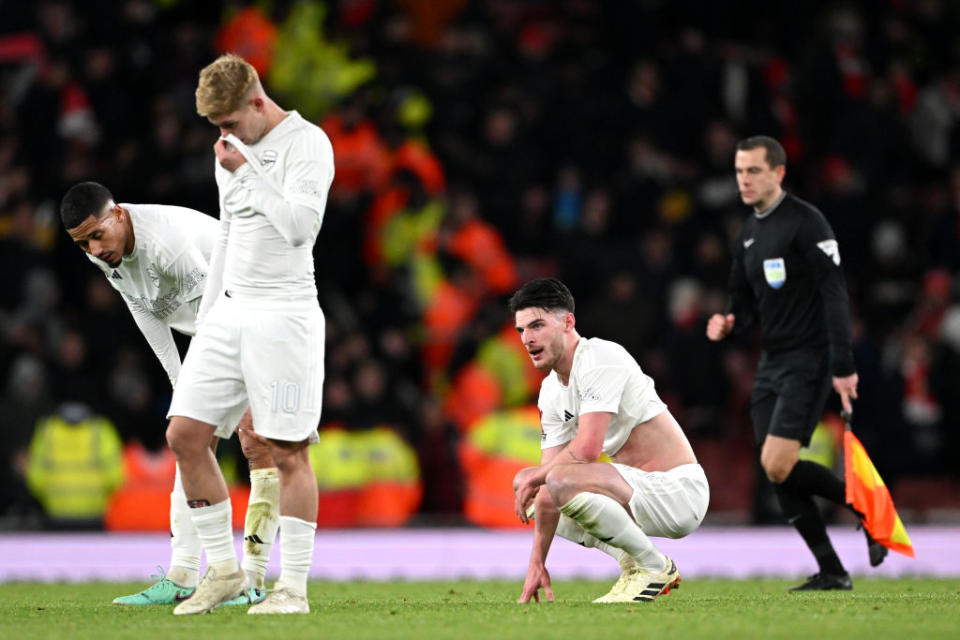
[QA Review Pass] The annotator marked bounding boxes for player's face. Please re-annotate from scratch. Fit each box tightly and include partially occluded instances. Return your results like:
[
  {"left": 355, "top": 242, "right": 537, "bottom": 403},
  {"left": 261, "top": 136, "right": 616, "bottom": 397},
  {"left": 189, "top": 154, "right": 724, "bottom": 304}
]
[
  {"left": 67, "top": 205, "right": 130, "bottom": 268},
  {"left": 735, "top": 148, "right": 785, "bottom": 211},
  {"left": 209, "top": 98, "right": 267, "bottom": 145},
  {"left": 515, "top": 307, "right": 569, "bottom": 371}
]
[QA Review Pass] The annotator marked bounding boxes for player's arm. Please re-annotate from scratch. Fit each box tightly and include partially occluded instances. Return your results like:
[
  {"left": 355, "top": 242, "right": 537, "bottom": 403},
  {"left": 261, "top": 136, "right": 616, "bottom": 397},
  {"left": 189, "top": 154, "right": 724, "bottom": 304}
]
[
  {"left": 124, "top": 296, "right": 182, "bottom": 387},
  {"left": 229, "top": 134, "right": 333, "bottom": 247},
  {"left": 196, "top": 198, "right": 230, "bottom": 328},
  {"left": 517, "top": 443, "right": 565, "bottom": 604},
  {"left": 799, "top": 212, "right": 858, "bottom": 408},
  {"left": 234, "top": 165, "right": 320, "bottom": 247}
]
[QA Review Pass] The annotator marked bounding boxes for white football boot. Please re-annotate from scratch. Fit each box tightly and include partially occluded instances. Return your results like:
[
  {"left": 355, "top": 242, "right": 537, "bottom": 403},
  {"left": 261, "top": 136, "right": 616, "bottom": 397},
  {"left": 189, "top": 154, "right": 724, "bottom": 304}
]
[
  {"left": 247, "top": 587, "right": 310, "bottom": 614},
  {"left": 598, "top": 556, "right": 680, "bottom": 603},
  {"left": 172, "top": 565, "right": 246, "bottom": 615}
]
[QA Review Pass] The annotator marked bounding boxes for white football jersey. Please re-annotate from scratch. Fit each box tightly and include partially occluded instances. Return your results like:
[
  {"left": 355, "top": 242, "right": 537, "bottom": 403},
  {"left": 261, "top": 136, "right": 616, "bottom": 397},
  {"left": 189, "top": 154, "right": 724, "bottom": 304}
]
[
  {"left": 87, "top": 203, "right": 217, "bottom": 384},
  {"left": 538, "top": 337, "right": 667, "bottom": 456},
  {"left": 214, "top": 110, "right": 334, "bottom": 299}
]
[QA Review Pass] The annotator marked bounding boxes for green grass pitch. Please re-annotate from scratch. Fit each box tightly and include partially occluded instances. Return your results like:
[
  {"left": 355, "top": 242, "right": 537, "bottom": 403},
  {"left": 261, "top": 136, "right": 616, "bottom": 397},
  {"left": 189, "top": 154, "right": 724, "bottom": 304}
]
[{"left": 1, "top": 579, "right": 958, "bottom": 640}]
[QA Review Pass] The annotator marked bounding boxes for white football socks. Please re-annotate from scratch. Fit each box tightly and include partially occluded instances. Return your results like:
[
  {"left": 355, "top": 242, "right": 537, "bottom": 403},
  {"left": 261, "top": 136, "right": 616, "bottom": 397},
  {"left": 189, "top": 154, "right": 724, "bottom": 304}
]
[
  {"left": 555, "top": 513, "right": 629, "bottom": 565},
  {"left": 275, "top": 515, "right": 317, "bottom": 597},
  {"left": 560, "top": 492, "right": 666, "bottom": 572},
  {"left": 168, "top": 465, "right": 201, "bottom": 587},
  {"left": 189, "top": 498, "right": 239, "bottom": 574},
  {"left": 241, "top": 467, "right": 280, "bottom": 589}
]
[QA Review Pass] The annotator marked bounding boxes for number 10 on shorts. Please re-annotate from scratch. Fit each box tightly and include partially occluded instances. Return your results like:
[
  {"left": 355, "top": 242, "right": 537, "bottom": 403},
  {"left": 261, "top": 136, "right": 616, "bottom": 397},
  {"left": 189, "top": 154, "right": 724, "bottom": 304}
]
[{"left": 270, "top": 380, "right": 301, "bottom": 414}]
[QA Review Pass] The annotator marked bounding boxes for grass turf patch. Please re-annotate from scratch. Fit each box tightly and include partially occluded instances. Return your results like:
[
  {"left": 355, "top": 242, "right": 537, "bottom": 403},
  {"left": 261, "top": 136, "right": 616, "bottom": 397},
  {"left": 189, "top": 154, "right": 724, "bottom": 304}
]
[{"left": 1, "top": 578, "right": 958, "bottom": 640}]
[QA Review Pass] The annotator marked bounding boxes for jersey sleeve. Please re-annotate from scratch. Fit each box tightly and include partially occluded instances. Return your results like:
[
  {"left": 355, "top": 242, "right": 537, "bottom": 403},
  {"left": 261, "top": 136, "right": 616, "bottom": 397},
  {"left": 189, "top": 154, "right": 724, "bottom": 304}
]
[
  {"left": 797, "top": 210, "right": 856, "bottom": 376},
  {"left": 157, "top": 226, "right": 208, "bottom": 303},
  {"left": 282, "top": 130, "right": 335, "bottom": 215},
  {"left": 576, "top": 365, "right": 627, "bottom": 414},
  {"left": 196, "top": 216, "right": 228, "bottom": 328},
  {"left": 124, "top": 295, "right": 182, "bottom": 386},
  {"left": 725, "top": 230, "right": 757, "bottom": 333},
  {"left": 538, "top": 389, "right": 574, "bottom": 450},
  {"left": 225, "top": 131, "right": 333, "bottom": 247}
]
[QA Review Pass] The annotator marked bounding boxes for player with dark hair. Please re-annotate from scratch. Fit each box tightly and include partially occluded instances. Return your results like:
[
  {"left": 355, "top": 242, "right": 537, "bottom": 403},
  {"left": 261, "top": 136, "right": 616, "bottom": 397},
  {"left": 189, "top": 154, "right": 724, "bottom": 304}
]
[
  {"left": 60, "top": 181, "right": 279, "bottom": 606},
  {"left": 510, "top": 278, "right": 709, "bottom": 604},
  {"left": 707, "top": 136, "right": 886, "bottom": 591}
]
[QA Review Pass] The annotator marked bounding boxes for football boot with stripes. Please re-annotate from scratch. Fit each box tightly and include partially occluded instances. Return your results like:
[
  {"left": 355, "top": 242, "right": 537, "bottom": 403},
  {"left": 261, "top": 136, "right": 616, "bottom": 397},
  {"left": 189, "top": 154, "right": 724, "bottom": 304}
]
[{"left": 597, "top": 556, "right": 680, "bottom": 603}]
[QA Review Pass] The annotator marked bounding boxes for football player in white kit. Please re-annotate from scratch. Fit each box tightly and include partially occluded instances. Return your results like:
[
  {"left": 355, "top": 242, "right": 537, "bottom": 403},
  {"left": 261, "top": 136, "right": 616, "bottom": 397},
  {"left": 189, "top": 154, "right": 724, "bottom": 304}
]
[
  {"left": 164, "top": 54, "right": 333, "bottom": 615},
  {"left": 60, "top": 181, "right": 280, "bottom": 606},
  {"left": 510, "top": 278, "right": 710, "bottom": 603}
]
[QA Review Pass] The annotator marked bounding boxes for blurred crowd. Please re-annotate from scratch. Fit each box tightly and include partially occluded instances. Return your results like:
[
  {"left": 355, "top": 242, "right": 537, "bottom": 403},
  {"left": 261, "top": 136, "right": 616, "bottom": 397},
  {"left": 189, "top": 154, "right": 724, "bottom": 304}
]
[{"left": 1, "top": 0, "right": 959, "bottom": 528}]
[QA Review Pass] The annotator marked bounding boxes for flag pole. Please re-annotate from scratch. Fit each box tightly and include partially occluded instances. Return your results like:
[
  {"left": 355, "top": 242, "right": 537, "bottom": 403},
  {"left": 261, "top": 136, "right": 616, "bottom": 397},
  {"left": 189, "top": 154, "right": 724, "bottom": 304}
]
[{"left": 840, "top": 409, "right": 853, "bottom": 432}]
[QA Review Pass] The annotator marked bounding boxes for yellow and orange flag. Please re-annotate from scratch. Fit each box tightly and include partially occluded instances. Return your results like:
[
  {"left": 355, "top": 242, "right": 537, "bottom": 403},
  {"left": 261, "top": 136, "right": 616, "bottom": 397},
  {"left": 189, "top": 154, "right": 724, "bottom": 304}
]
[{"left": 843, "top": 414, "right": 915, "bottom": 558}]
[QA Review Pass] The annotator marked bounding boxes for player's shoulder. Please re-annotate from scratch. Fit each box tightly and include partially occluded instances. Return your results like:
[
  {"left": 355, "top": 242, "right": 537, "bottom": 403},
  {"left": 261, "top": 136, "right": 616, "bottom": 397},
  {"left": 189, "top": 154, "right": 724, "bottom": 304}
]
[
  {"left": 576, "top": 337, "right": 632, "bottom": 368},
  {"left": 124, "top": 204, "right": 216, "bottom": 254},
  {"left": 126, "top": 203, "right": 213, "bottom": 233},
  {"left": 281, "top": 112, "right": 332, "bottom": 148},
  {"left": 289, "top": 116, "right": 333, "bottom": 165}
]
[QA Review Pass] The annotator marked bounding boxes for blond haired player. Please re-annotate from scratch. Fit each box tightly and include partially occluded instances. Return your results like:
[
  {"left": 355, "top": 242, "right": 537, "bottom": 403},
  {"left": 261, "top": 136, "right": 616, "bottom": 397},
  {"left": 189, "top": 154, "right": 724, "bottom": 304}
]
[
  {"left": 165, "top": 54, "right": 333, "bottom": 615},
  {"left": 60, "top": 181, "right": 280, "bottom": 606},
  {"left": 510, "top": 278, "right": 709, "bottom": 603}
]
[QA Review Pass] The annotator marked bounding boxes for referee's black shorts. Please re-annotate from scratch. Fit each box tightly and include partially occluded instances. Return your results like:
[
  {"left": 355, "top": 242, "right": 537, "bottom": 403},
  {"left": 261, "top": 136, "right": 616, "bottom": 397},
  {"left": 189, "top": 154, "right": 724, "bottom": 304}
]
[{"left": 750, "top": 348, "right": 832, "bottom": 447}]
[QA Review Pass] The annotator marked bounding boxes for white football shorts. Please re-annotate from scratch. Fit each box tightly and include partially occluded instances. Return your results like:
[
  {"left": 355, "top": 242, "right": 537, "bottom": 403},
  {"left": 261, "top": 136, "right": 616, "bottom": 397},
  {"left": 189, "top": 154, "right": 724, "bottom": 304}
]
[
  {"left": 609, "top": 462, "right": 709, "bottom": 539},
  {"left": 169, "top": 292, "right": 324, "bottom": 443}
]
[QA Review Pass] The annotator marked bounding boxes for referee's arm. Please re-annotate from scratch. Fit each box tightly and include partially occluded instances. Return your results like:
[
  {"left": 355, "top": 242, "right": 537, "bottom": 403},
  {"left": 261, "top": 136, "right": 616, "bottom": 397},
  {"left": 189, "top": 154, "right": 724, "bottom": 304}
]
[
  {"left": 708, "top": 236, "right": 756, "bottom": 341},
  {"left": 799, "top": 215, "right": 856, "bottom": 377}
]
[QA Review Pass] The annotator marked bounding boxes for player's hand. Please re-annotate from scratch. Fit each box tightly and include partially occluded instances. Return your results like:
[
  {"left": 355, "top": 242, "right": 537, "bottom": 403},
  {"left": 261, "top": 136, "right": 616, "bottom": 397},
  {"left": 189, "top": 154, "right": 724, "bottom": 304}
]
[
  {"left": 706, "top": 313, "right": 735, "bottom": 341},
  {"left": 833, "top": 373, "right": 859, "bottom": 413},
  {"left": 513, "top": 467, "right": 540, "bottom": 525},
  {"left": 237, "top": 410, "right": 273, "bottom": 467},
  {"left": 518, "top": 563, "right": 554, "bottom": 604},
  {"left": 214, "top": 138, "right": 248, "bottom": 172}
]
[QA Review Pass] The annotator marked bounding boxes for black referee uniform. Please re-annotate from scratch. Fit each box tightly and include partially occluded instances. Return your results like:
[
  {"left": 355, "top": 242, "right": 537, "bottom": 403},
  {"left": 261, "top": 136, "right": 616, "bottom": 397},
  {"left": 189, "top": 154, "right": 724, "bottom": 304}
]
[
  {"left": 724, "top": 191, "right": 883, "bottom": 589},
  {"left": 727, "top": 191, "right": 854, "bottom": 446}
]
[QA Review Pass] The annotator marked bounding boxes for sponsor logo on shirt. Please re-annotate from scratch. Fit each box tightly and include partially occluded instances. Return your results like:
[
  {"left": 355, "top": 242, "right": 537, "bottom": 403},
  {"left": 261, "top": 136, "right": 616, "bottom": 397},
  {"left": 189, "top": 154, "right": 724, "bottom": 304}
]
[
  {"left": 816, "top": 239, "right": 841, "bottom": 266},
  {"left": 763, "top": 258, "right": 787, "bottom": 289},
  {"left": 563, "top": 410, "right": 575, "bottom": 422},
  {"left": 743, "top": 238, "right": 755, "bottom": 248}
]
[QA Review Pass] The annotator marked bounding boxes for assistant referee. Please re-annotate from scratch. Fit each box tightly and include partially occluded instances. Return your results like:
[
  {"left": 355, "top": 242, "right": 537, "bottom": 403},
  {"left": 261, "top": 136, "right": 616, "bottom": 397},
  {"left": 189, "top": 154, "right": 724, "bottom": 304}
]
[{"left": 707, "top": 135, "right": 886, "bottom": 591}]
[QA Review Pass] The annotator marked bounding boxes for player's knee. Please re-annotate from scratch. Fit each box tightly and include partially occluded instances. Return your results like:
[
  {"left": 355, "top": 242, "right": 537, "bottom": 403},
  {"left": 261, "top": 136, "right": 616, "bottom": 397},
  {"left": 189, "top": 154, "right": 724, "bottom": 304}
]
[
  {"left": 270, "top": 442, "right": 310, "bottom": 475},
  {"left": 534, "top": 485, "right": 557, "bottom": 509},
  {"left": 544, "top": 467, "right": 579, "bottom": 505},
  {"left": 166, "top": 421, "right": 203, "bottom": 458}
]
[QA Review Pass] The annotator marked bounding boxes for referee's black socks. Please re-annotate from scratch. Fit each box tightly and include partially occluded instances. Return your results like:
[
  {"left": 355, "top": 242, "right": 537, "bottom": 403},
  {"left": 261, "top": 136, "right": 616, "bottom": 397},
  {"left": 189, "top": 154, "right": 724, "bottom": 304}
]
[
  {"left": 780, "top": 460, "right": 846, "bottom": 506},
  {"left": 774, "top": 483, "right": 847, "bottom": 576}
]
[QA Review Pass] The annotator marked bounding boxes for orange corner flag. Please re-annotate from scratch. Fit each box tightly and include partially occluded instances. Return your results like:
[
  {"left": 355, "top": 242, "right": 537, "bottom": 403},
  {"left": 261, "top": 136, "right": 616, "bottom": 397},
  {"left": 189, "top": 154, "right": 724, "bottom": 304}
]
[{"left": 843, "top": 426, "right": 915, "bottom": 558}]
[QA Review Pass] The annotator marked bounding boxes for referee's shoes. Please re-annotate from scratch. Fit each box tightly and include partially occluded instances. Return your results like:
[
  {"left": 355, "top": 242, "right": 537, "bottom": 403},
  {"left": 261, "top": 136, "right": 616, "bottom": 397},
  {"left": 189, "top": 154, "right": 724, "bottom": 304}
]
[{"left": 789, "top": 572, "right": 853, "bottom": 591}]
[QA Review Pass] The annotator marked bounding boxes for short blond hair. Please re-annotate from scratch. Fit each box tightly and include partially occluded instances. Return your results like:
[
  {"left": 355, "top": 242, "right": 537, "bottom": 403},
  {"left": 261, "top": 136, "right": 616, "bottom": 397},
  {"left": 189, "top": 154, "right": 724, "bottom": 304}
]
[{"left": 195, "top": 54, "right": 260, "bottom": 118}]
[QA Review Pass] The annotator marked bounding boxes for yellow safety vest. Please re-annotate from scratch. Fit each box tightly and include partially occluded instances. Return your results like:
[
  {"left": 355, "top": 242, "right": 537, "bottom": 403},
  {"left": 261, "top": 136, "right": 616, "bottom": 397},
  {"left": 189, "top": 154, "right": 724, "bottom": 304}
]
[{"left": 26, "top": 415, "right": 124, "bottom": 520}]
